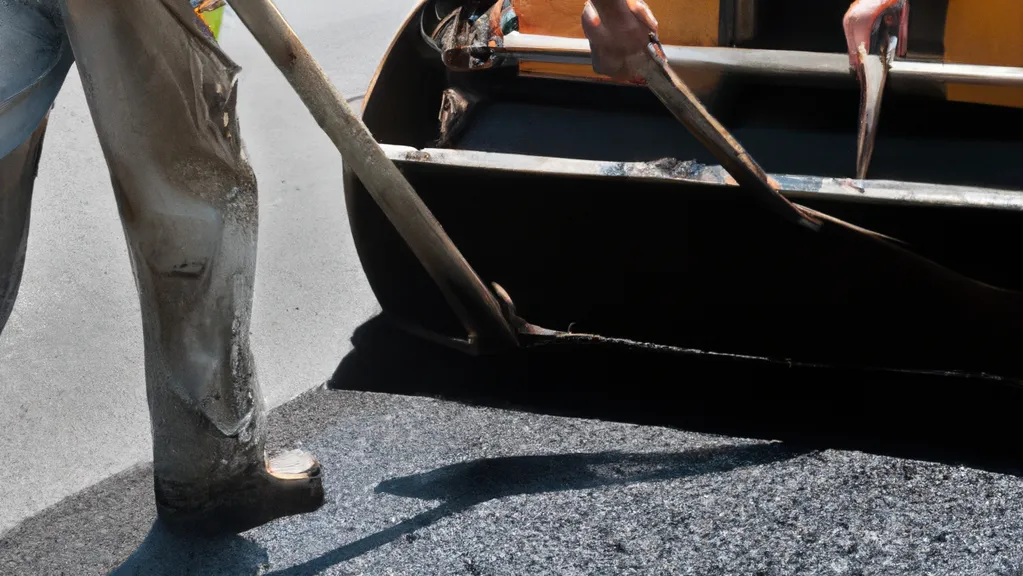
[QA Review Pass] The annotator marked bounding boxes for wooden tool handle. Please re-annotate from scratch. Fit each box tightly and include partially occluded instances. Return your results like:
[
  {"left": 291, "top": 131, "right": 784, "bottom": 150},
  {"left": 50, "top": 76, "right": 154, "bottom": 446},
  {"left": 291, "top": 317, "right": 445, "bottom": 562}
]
[{"left": 225, "top": 0, "right": 518, "bottom": 348}]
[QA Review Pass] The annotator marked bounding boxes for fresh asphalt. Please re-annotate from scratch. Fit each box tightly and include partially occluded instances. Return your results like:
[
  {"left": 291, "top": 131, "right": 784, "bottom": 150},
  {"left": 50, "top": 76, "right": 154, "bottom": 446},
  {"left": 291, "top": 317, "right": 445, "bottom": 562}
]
[{"left": 4, "top": 381, "right": 1023, "bottom": 575}]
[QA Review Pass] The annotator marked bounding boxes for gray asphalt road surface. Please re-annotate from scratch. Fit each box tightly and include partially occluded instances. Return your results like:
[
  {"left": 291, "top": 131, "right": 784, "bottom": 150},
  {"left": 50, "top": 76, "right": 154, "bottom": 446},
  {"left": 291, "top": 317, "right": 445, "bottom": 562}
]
[
  {"left": 3, "top": 389, "right": 1023, "bottom": 575},
  {"left": 0, "top": 0, "right": 418, "bottom": 533}
]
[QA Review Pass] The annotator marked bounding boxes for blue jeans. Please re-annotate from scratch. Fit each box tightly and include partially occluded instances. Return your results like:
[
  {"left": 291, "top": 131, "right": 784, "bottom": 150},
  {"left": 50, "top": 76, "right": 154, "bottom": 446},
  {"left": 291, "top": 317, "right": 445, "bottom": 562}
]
[{"left": 0, "top": 2, "right": 73, "bottom": 161}]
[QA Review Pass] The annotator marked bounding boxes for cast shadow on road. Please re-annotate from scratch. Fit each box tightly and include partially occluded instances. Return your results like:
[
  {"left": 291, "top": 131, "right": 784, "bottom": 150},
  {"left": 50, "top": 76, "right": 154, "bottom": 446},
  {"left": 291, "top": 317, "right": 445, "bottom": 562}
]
[
  {"left": 110, "top": 519, "right": 269, "bottom": 576},
  {"left": 264, "top": 443, "right": 806, "bottom": 576},
  {"left": 329, "top": 314, "right": 1023, "bottom": 477}
]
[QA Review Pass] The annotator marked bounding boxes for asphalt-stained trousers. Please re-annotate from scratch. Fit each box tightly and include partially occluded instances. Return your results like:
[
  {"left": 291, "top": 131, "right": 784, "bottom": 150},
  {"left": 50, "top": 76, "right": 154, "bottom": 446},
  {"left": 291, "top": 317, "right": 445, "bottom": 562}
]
[{"left": 0, "top": 0, "right": 322, "bottom": 534}]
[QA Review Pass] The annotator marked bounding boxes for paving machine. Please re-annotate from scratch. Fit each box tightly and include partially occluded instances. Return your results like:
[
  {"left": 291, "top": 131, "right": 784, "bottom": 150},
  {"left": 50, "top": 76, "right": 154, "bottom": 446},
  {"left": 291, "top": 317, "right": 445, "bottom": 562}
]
[
  {"left": 221, "top": 0, "right": 1023, "bottom": 404},
  {"left": 328, "top": 0, "right": 1023, "bottom": 382}
]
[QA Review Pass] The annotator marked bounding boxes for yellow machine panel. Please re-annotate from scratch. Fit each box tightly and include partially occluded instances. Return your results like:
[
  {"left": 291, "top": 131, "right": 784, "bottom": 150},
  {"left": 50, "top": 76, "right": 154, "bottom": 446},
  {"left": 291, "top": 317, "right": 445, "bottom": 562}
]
[
  {"left": 944, "top": 0, "right": 1023, "bottom": 108},
  {"left": 515, "top": 0, "right": 720, "bottom": 81}
]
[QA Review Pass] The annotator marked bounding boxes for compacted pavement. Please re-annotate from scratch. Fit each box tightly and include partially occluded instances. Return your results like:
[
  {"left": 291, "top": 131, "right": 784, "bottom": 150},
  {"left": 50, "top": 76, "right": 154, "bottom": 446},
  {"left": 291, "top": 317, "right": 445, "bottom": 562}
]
[{"left": 4, "top": 319, "right": 1023, "bottom": 575}]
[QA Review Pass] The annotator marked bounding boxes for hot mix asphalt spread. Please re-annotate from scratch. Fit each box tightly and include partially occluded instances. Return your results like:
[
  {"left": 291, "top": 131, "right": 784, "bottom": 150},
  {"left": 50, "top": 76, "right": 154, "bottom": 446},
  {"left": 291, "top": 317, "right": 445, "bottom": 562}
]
[{"left": 3, "top": 387, "right": 1023, "bottom": 575}]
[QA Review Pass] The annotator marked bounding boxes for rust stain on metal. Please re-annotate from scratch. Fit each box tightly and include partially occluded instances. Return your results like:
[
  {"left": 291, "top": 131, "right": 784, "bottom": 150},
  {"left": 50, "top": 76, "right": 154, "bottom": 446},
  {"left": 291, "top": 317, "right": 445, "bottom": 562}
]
[{"left": 405, "top": 150, "right": 432, "bottom": 162}]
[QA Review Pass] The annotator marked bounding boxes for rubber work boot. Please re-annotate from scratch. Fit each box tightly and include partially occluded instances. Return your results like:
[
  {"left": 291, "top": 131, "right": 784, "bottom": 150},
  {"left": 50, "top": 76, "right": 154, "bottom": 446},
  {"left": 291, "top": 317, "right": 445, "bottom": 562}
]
[{"left": 155, "top": 450, "right": 325, "bottom": 536}]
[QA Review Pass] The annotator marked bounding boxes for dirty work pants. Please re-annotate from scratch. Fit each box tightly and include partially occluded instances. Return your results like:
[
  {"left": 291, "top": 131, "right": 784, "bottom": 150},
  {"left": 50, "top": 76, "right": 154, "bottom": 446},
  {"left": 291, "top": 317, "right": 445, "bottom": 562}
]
[{"left": 0, "top": 0, "right": 268, "bottom": 493}]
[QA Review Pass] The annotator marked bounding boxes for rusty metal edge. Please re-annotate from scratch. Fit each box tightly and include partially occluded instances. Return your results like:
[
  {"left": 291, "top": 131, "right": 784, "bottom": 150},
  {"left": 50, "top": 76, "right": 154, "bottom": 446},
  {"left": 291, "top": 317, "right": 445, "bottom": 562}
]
[{"left": 518, "top": 330, "right": 1023, "bottom": 386}]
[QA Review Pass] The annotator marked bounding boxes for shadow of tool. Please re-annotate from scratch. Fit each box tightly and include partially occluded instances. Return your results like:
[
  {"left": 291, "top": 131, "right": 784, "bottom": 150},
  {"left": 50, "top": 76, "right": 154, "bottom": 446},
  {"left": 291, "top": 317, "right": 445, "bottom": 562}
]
[
  {"left": 330, "top": 314, "right": 1023, "bottom": 476},
  {"left": 264, "top": 443, "right": 805, "bottom": 575},
  {"left": 110, "top": 520, "right": 269, "bottom": 576}
]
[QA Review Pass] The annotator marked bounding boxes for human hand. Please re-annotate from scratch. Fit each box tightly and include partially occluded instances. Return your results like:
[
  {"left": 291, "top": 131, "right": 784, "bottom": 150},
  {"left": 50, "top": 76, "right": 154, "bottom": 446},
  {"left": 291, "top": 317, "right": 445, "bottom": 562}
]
[
  {"left": 843, "top": 0, "right": 909, "bottom": 77},
  {"left": 581, "top": 0, "right": 659, "bottom": 82}
]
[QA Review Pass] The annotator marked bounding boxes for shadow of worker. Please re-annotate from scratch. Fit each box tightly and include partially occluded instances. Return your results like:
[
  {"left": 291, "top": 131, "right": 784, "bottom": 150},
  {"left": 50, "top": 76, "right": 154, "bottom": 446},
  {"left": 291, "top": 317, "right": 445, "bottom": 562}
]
[
  {"left": 110, "top": 519, "right": 269, "bottom": 576},
  {"left": 266, "top": 443, "right": 806, "bottom": 575}
]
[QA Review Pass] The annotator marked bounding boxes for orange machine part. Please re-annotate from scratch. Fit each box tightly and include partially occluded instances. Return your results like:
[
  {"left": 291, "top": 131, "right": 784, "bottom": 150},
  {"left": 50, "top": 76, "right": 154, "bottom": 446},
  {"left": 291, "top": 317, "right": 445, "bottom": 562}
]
[
  {"left": 514, "top": 0, "right": 720, "bottom": 82},
  {"left": 943, "top": 0, "right": 1023, "bottom": 108}
]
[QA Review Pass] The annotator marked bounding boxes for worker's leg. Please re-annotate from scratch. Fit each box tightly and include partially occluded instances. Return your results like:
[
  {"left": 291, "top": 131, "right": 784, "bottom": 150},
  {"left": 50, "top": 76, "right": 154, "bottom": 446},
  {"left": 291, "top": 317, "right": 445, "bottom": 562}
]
[
  {"left": 1, "top": 2, "right": 73, "bottom": 335},
  {"left": 58, "top": 0, "right": 323, "bottom": 534}
]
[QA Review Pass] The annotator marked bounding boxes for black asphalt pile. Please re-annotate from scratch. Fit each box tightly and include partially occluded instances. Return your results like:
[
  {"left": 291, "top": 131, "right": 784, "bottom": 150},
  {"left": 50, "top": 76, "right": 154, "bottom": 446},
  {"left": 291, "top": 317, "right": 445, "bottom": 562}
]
[{"left": 3, "top": 387, "right": 1023, "bottom": 575}]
